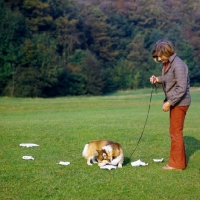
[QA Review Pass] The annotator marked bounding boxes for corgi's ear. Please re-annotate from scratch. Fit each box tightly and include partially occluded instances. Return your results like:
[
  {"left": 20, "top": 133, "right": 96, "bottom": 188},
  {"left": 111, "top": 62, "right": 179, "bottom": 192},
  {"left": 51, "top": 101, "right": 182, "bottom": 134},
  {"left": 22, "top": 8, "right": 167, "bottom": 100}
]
[
  {"left": 103, "top": 153, "right": 106, "bottom": 158},
  {"left": 96, "top": 150, "right": 100, "bottom": 153}
]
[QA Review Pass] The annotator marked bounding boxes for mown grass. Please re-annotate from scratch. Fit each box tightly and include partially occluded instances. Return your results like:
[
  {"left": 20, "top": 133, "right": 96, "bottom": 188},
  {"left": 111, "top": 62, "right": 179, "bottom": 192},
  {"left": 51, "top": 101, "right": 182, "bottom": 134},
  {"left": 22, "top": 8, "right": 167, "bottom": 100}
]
[{"left": 0, "top": 88, "right": 200, "bottom": 200}]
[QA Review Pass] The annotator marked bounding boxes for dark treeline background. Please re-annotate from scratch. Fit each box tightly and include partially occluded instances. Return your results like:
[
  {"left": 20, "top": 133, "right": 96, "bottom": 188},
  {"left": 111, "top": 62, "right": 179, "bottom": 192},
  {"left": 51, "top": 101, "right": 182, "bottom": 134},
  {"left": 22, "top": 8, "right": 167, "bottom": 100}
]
[{"left": 1, "top": 0, "right": 200, "bottom": 97}]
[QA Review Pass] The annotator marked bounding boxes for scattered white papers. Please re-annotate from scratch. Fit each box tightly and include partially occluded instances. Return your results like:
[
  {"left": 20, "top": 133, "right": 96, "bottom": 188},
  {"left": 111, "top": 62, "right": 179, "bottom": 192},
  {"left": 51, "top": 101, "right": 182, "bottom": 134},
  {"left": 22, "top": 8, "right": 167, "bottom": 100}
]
[
  {"left": 22, "top": 156, "right": 34, "bottom": 160},
  {"left": 153, "top": 158, "right": 164, "bottom": 163},
  {"left": 57, "top": 161, "right": 70, "bottom": 166},
  {"left": 131, "top": 159, "right": 148, "bottom": 167},
  {"left": 20, "top": 143, "right": 39, "bottom": 148},
  {"left": 100, "top": 165, "right": 117, "bottom": 170}
]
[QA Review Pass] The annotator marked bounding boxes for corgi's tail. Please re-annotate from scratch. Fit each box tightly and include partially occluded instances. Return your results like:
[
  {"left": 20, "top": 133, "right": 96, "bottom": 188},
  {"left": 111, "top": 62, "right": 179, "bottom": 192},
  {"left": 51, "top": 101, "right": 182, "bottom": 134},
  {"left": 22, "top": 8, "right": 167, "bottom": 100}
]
[{"left": 82, "top": 144, "right": 88, "bottom": 157}]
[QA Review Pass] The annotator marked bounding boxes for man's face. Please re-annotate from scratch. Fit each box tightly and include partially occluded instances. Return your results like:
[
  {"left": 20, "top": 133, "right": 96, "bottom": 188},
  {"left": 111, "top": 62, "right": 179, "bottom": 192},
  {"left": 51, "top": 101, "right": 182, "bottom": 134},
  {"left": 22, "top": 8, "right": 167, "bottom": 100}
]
[{"left": 157, "top": 56, "right": 168, "bottom": 63}]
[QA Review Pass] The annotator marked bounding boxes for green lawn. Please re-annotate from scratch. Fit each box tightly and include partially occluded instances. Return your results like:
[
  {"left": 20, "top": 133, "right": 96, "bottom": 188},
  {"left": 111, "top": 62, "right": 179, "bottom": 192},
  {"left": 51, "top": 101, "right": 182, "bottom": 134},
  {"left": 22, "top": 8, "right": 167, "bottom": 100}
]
[{"left": 0, "top": 88, "right": 200, "bottom": 200}]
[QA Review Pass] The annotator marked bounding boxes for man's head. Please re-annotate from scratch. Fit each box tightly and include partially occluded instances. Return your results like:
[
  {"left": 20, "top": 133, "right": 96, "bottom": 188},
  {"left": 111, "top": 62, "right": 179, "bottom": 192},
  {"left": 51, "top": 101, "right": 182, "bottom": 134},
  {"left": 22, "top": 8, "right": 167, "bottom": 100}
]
[{"left": 152, "top": 39, "right": 174, "bottom": 63}]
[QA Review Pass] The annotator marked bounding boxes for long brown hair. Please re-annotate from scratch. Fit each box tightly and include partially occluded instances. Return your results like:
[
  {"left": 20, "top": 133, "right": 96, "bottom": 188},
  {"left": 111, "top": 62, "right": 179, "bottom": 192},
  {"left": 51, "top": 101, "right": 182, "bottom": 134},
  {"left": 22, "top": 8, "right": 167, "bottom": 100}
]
[{"left": 152, "top": 39, "right": 174, "bottom": 62}]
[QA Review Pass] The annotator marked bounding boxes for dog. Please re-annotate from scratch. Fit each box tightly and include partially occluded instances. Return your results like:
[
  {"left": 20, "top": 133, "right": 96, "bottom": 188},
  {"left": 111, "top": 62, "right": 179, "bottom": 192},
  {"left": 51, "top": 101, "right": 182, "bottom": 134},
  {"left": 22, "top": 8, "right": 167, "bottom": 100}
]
[
  {"left": 82, "top": 140, "right": 112, "bottom": 165},
  {"left": 82, "top": 140, "right": 124, "bottom": 168},
  {"left": 96, "top": 142, "right": 124, "bottom": 168}
]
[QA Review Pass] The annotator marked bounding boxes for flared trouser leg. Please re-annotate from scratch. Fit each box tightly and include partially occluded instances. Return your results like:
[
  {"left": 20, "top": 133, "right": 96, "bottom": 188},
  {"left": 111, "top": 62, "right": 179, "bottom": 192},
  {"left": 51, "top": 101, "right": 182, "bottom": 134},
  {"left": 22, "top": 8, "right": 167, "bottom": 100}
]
[{"left": 168, "top": 106, "right": 189, "bottom": 169}]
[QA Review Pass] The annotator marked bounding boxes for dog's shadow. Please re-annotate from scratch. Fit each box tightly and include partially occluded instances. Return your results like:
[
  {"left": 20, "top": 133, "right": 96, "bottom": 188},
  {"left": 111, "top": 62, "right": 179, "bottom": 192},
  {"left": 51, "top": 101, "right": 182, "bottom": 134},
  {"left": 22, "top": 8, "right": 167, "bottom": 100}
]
[
  {"left": 184, "top": 136, "right": 200, "bottom": 162},
  {"left": 123, "top": 157, "right": 131, "bottom": 166}
]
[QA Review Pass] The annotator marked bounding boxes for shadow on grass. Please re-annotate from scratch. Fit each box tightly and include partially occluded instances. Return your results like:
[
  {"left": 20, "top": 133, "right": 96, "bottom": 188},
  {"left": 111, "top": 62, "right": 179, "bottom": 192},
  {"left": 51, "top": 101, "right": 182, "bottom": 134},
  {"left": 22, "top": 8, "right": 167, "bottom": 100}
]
[
  {"left": 123, "top": 156, "right": 131, "bottom": 166},
  {"left": 184, "top": 136, "right": 200, "bottom": 162}
]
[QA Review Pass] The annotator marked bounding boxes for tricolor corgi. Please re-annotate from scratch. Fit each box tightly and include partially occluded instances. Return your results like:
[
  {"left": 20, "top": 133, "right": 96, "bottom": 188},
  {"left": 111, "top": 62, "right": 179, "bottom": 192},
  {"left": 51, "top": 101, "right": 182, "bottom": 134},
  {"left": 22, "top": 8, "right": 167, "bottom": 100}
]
[
  {"left": 82, "top": 140, "right": 112, "bottom": 165},
  {"left": 82, "top": 140, "right": 124, "bottom": 168}
]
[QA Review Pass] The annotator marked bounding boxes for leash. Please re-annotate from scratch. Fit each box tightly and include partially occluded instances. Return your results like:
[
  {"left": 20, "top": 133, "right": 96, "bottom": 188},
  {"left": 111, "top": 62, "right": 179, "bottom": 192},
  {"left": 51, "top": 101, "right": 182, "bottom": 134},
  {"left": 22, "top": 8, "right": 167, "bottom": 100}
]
[{"left": 129, "top": 84, "right": 157, "bottom": 158}]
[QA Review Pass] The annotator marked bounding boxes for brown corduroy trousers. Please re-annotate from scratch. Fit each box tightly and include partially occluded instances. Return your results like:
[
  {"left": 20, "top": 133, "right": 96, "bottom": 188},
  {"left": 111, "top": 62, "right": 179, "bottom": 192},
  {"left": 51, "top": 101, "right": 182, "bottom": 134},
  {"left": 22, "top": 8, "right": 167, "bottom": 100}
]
[{"left": 168, "top": 106, "right": 189, "bottom": 169}]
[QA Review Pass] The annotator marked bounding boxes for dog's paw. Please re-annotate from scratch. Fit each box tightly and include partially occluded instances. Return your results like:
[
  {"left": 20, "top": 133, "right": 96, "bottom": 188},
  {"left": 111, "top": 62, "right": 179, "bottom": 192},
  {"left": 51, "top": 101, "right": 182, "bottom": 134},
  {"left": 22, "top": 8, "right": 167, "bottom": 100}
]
[
  {"left": 118, "top": 163, "right": 122, "bottom": 168},
  {"left": 87, "top": 162, "right": 93, "bottom": 166}
]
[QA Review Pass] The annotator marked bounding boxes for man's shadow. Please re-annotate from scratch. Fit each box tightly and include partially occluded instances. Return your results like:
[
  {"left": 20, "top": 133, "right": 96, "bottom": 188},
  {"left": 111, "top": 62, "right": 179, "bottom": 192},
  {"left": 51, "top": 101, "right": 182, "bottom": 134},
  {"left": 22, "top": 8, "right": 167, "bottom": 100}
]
[
  {"left": 123, "top": 136, "right": 200, "bottom": 166},
  {"left": 184, "top": 136, "right": 200, "bottom": 162}
]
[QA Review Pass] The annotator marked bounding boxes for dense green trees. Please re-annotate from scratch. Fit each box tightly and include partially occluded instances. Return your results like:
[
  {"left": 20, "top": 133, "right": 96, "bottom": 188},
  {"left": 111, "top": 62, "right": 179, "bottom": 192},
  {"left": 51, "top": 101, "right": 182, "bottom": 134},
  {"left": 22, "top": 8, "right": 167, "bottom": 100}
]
[{"left": 0, "top": 0, "right": 200, "bottom": 97}]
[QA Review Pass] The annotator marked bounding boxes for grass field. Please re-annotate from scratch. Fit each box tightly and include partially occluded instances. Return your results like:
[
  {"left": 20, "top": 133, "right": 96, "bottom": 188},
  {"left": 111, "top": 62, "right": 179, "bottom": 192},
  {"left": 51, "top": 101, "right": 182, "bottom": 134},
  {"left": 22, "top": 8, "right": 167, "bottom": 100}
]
[{"left": 0, "top": 87, "right": 200, "bottom": 200}]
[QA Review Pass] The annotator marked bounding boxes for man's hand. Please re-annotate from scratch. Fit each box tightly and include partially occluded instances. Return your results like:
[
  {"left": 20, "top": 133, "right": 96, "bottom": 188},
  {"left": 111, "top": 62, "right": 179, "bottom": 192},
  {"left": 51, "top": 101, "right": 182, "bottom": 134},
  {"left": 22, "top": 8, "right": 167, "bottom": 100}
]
[
  {"left": 150, "top": 75, "right": 158, "bottom": 84},
  {"left": 162, "top": 102, "right": 171, "bottom": 112}
]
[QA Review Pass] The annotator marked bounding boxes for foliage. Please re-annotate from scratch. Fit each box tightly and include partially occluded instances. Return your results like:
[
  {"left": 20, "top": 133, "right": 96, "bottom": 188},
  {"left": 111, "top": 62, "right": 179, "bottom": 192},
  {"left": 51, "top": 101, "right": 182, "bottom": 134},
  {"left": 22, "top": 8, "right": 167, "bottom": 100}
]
[{"left": 1, "top": 0, "right": 200, "bottom": 97}]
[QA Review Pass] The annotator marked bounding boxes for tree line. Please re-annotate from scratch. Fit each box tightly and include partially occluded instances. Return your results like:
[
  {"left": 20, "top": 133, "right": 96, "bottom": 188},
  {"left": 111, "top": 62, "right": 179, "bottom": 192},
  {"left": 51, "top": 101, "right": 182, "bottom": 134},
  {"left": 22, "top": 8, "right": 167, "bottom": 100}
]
[{"left": 1, "top": 0, "right": 200, "bottom": 97}]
